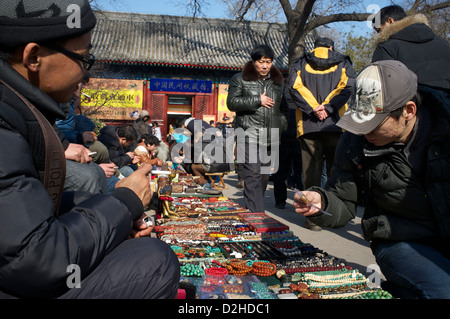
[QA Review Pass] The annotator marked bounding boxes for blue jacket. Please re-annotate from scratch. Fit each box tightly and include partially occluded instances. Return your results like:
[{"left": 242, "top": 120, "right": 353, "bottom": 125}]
[{"left": 55, "top": 101, "right": 95, "bottom": 144}]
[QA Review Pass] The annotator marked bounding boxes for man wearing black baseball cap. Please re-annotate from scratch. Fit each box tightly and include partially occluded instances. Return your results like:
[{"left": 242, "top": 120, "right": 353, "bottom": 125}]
[
  {"left": 0, "top": 0, "right": 179, "bottom": 298},
  {"left": 293, "top": 60, "right": 450, "bottom": 298}
]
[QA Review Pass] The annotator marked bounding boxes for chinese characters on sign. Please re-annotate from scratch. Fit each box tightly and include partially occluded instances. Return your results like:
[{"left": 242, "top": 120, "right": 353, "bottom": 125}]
[
  {"left": 80, "top": 78, "right": 143, "bottom": 120},
  {"left": 149, "top": 79, "right": 212, "bottom": 93}
]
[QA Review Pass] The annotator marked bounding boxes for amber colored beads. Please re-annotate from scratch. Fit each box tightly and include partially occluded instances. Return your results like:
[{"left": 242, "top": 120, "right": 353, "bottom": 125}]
[
  {"left": 220, "top": 259, "right": 278, "bottom": 277},
  {"left": 221, "top": 259, "right": 252, "bottom": 276},
  {"left": 251, "top": 262, "right": 277, "bottom": 277}
]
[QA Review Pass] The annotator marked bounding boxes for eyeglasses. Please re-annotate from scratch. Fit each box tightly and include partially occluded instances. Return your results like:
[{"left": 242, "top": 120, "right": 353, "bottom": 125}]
[
  {"left": 41, "top": 43, "right": 95, "bottom": 71},
  {"left": 374, "top": 115, "right": 390, "bottom": 131}
]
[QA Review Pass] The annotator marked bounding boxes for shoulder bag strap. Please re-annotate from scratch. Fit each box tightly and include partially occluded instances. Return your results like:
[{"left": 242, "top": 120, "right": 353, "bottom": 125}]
[{"left": 0, "top": 79, "right": 65, "bottom": 215}]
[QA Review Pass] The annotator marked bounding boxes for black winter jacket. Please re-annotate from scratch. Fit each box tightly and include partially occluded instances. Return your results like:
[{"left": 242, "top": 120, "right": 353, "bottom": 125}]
[
  {"left": 226, "top": 61, "right": 287, "bottom": 146},
  {"left": 372, "top": 14, "right": 450, "bottom": 90},
  {"left": 308, "top": 86, "right": 450, "bottom": 246},
  {"left": 98, "top": 125, "right": 133, "bottom": 168},
  {"left": 0, "top": 60, "right": 143, "bottom": 298},
  {"left": 288, "top": 47, "right": 356, "bottom": 137}
]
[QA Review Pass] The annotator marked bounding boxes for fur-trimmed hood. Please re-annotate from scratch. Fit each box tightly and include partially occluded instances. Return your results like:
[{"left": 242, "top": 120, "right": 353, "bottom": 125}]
[
  {"left": 242, "top": 61, "right": 284, "bottom": 85},
  {"left": 376, "top": 14, "right": 432, "bottom": 44}
]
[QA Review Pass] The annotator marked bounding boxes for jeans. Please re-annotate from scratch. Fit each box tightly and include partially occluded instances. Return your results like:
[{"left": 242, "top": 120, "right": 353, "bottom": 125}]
[
  {"left": 64, "top": 160, "right": 108, "bottom": 194},
  {"left": 373, "top": 240, "right": 450, "bottom": 299},
  {"left": 119, "top": 165, "right": 135, "bottom": 177},
  {"left": 106, "top": 175, "right": 120, "bottom": 195}
]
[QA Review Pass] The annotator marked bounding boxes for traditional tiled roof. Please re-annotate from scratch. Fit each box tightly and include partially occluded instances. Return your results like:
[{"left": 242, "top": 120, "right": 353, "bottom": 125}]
[{"left": 92, "top": 11, "right": 315, "bottom": 71}]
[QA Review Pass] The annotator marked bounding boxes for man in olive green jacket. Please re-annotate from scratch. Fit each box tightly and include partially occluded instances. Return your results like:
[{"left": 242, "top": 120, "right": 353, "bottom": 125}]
[
  {"left": 294, "top": 60, "right": 450, "bottom": 298},
  {"left": 227, "top": 44, "right": 287, "bottom": 212}
]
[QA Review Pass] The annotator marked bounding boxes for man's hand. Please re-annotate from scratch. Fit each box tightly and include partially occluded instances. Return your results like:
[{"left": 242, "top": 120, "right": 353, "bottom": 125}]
[
  {"left": 82, "top": 131, "right": 97, "bottom": 144},
  {"left": 115, "top": 163, "right": 153, "bottom": 207},
  {"left": 132, "top": 155, "right": 141, "bottom": 164},
  {"left": 99, "top": 162, "right": 116, "bottom": 178},
  {"left": 260, "top": 92, "right": 274, "bottom": 109},
  {"left": 313, "top": 105, "right": 328, "bottom": 121},
  {"left": 293, "top": 190, "right": 323, "bottom": 216},
  {"left": 129, "top": 213, "right": 154, "bottom": 238},
  {"left": 65, "top": 143, "right": 92, "bottom": 163}
]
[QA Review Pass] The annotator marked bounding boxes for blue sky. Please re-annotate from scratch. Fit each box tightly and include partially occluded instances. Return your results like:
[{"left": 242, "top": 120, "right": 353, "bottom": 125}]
[
  {"left": 96, "top": 0, "right": 393, "bottom": 37},
  {"left": 96, "top": 0, "right": 229, "bottom": 18}
]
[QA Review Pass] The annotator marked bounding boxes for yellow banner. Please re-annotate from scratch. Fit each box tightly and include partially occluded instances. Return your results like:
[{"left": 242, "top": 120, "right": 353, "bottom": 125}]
[
  {"left": 217, "top": 84, "right": 234, "bottom": 123},
  {"left": 80, "top": 78, "right": 143, "bottom": 120}
]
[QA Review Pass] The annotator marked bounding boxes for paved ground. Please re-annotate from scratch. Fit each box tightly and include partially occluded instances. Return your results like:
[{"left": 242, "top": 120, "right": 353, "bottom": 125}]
[{"left": 220, "top": 173, "right": 386, "bottom": 283}]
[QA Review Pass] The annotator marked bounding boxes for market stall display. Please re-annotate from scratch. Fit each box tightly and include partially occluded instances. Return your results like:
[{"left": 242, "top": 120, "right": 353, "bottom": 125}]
[{"left": 151, "top": 170, "right": 392, "bottom": 300}]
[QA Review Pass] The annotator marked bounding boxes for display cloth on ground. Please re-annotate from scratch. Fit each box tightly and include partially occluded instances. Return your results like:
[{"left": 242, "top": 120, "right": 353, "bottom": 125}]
[{"left": 150, "top": 168, "right": 393, "bottom": 300}]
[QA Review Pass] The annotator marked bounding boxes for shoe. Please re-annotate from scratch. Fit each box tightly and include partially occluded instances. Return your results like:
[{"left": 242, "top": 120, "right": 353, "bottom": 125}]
[
  {"left": 236, "top": 179, "right": 244, "bottom": 188},
  {"left": 274, "top": 203, "right": 286, "bottom": 209},
  {"left": 303, "top": 219, "right": 322, "bottom": 231}
]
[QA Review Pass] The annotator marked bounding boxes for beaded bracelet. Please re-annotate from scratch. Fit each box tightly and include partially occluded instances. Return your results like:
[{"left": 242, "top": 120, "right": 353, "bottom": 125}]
[
  {"left": 221, "top": 259, "right": 252, "bottom": 276},
  {"left": 251, "top": 262, "right": 277, "bottom": 277},
  {"left": 205, "top": 267, "right": 229, "bottom": 276},
  {"left": 180, "top": 263, "right": 205, "bottom": 277}
]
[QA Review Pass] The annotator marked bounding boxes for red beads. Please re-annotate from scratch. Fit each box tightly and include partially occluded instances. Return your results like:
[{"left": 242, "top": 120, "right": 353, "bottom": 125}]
[{"left": 284, "top": 265, "right": 352, "bottom": 274}]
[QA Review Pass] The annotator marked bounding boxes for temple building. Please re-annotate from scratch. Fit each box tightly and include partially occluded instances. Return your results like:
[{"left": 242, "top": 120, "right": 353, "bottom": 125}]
[{"left": 81, "top": 11, "right": 316, "bottom": 139}]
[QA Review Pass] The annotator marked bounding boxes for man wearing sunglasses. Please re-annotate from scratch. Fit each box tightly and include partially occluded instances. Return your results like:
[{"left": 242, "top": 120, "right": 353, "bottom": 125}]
[{"left": 0, "top": 0, "right": 179, "bottom": 299}]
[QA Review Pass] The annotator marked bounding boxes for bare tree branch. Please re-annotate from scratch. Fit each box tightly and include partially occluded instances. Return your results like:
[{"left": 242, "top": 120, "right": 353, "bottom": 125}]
[
  {"left": 408, "top": 0, "right": 423, "bottom": 13},
  {"left": 417, "top": 0, "right": 450, "bottom": 13},
  {"left": 183, "top": 0, "right": 450, "bottom": 64},
  {"left": 300, "top": 0, "right": 316, "bottom": 26},
  {"left": 306, "top": 12, "right": 371, "bottom": 31},
  {"left": 237, "top": 0, "right": 256, "bottom": 21},
  {"left": 187, "top": 0, "right": 201, "bottom": 18}
]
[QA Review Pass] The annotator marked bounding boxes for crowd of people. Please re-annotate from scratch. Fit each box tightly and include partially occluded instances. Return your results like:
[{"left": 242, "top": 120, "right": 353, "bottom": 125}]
[
  {"left": 0, "top": 0, "right": 448, "bottom": 299},
  {"left": 0, "top": 0, "right": 179, "bottom": 299}
]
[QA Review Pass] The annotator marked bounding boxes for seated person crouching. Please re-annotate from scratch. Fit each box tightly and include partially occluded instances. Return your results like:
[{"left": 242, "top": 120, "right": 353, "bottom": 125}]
[{"left": 134, "top": 134, "right": 163, "bottom": 167}]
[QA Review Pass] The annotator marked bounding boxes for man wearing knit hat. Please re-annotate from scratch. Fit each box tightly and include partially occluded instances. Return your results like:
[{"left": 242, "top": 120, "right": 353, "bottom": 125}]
[
  {"left": 0, "top": 0, "right": 179, "bottom": 298},
  {"left": 293, "top": 60, "right": 450, "bottom": 298}
]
